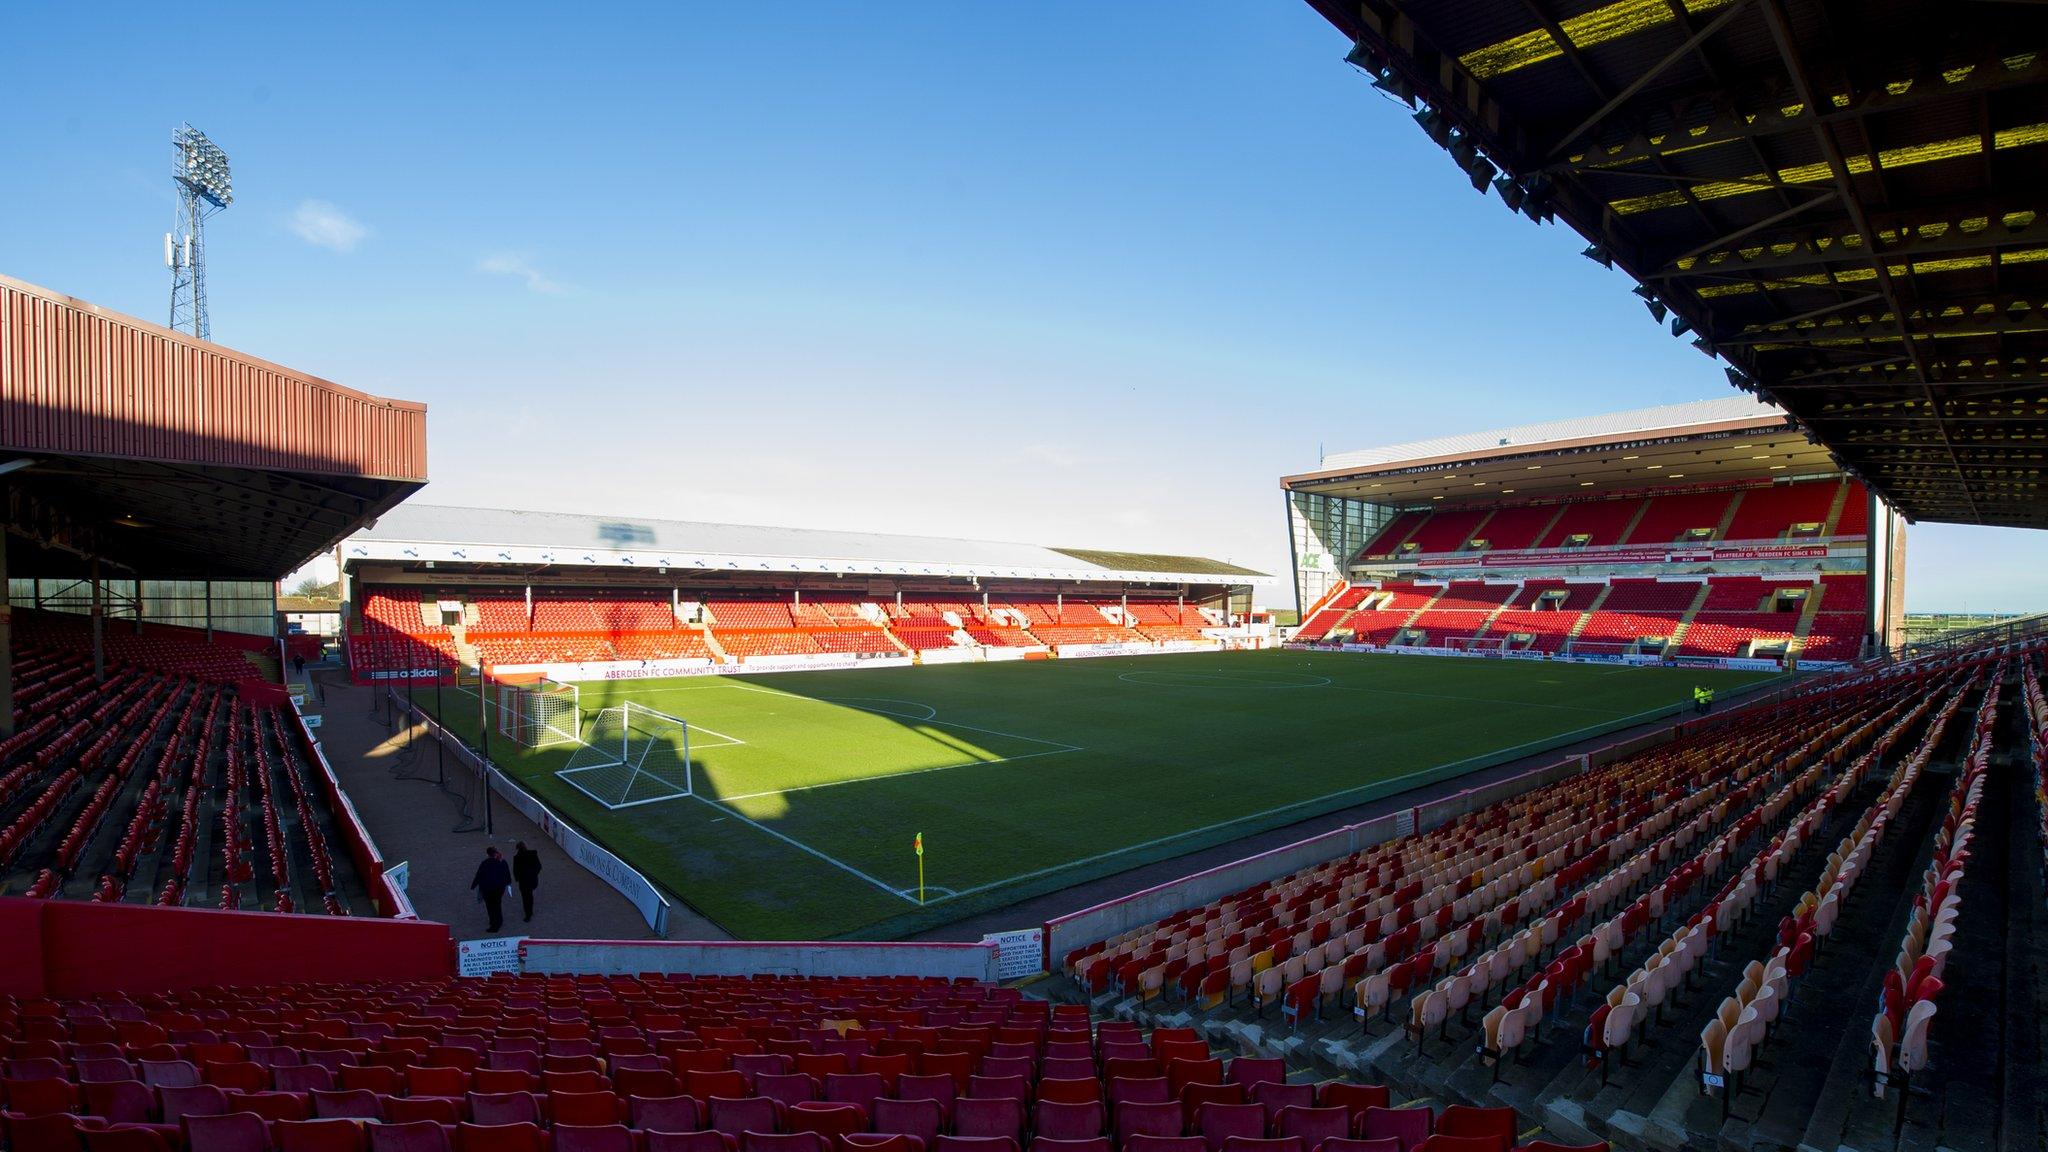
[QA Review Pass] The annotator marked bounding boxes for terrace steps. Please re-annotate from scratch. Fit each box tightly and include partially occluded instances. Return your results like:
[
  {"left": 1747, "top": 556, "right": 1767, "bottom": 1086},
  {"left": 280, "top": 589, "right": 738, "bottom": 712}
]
[
  {"left": 1531, "top": 505, "right": 1572, "bottom": 553},
  {"left": 1821, "top": 480, "right": 1853, "bottom": 539},
  {"left": 1666, "top": 584, "right": 1714, "bottom": 654},
  {"left": 1566, "top": 586, "right": 1613, "bottom": 643},
  {"left": 1790, "top": 590, "right": 1826, "bottom": 652},
  {"left": 1462, "top": 508, "right": 1501, "bottom": 554},
  {"left": 699, "top": 627, "right": 731, "bottom": 664},
  {"left": 1618, "top": 501, "right": 1655, "bottom": 546},
  {"left": 1713, "top": 493, "right": 1745, "bottom": 542}
]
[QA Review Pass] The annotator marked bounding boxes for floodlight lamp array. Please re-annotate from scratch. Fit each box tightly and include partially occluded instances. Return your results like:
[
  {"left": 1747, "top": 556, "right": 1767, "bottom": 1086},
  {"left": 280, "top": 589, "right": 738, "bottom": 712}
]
[{"left": 174, "top": 125, "right": 233, "bottom": 207}]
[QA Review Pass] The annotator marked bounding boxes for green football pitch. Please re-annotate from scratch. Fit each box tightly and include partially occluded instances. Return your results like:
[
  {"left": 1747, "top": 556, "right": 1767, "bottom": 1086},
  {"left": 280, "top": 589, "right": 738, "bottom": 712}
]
[{"left": 421, "top": 651, "right": 1777, "bottom": 939}]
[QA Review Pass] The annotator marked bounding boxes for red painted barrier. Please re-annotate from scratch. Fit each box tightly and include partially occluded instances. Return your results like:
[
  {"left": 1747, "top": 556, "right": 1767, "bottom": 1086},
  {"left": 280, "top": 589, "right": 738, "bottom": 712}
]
[
  {"left": 0, "top": 898, "right": 46, "bottom": 997},
  {"left": 0, "top": 897, "right": 451, "bottom": 997}
]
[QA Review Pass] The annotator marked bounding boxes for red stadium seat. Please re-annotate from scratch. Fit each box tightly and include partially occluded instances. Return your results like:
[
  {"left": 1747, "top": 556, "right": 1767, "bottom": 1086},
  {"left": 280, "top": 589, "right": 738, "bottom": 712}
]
[
  {"left": 554, "top": 1127, "right": 635, "bottom": 1152},
  {"left": 950, "top": 1098, "right": 1024, "bottom": 1143},
  {"left": 366, "top": 1124, "right": 451, "bottom": 1152},
  {"left": 182, "top": 1112, "right": 271, "bottom": 1152},
  {"left": 275, "top": 1121, "right": 369, "bottom": 1152},
  {"left": 1033, "top": 1102, "right": 1103, "bottom": 1142},
  {"left": 82, "top": 1130, "right": 176, "bottom": 1152},
  {"left": 872, "top": 1099, "right": 943, "bottom": 1145}
]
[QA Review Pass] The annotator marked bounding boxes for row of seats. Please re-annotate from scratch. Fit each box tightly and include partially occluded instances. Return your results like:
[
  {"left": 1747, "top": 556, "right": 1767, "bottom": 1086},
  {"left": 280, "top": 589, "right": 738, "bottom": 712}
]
[
  {"left": 1869, "top": 668, "right": 1999, "bottom": 1116},
  {"left": 1683, "top": 673, "right": 1979, "bottom": 1114},
  {"left": 0, "top": 643, "right": 357, "bottom": 914},
  {"left": 12, "top": 616, "right": 267, "bottom": 688},
  {"left": 1301, "top": 574, "right": 1864, "bottom": 662},
  {"left": 1488, "top": 678, "right": 1939, "bottom": 1079},
  {"left": 2028, "top": 655, "right": 2047, "bottom": 904},
  {"left": 1356, "top": 481, "right": 1863, "bottom": 560},
  {"left": 348, "top": 589, "right": 1217, "bottom": 674},
  {"left": 0, "top": 985, "right": 1596, "bottom": 1152},
  {"left": 1072, "top": 659, "right": 1968, "bottom": 1083},
  {"left": 1470, "top": 674, "right": 1960, "bottom": 1080},
  {"left": 1069, "top": 670, "right": 1917, "bottom": 1033}
]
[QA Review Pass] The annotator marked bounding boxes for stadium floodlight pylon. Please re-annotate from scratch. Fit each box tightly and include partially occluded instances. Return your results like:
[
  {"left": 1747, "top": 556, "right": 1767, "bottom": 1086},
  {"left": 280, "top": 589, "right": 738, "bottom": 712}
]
[
  {"left": 496, "top": 678, "right": 582, "bottom": 749},
  {"left": 168, "top": 124, "right": 232, "bottom": 339},
  {"left": 557, "top": 702, "right": 694, "bottom": 810}
]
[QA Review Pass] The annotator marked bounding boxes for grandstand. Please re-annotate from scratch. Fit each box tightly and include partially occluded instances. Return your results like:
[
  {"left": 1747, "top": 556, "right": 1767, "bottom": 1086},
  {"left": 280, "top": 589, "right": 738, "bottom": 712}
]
[
  {"left": 1285, "top": 400, "right": 1891, "bottom": 667},
  {"left": 339, "top": 505, "right": 1266, "bottom": 683},
  {"left": 0, "top": 274, "right": 426, "bottom": 916},
  {"left": 1056, "top": 636, "right": 2045, "bottom": 1152}
]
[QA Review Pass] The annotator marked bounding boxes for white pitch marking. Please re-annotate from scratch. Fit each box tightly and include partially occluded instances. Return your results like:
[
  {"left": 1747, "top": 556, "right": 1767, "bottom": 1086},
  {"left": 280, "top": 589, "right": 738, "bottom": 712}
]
[
  {"left": 817, "top": 697, "right": 939, "bottom": 722},
  {"left": 713, "top": 745, "right": 1083, "bottom": 803},
  {"left": 1320, "top": 682, "right": 1617, "bottom": 714},
  {"left": 685, "top": 723, "right": 748, "bottom": 748},
  {"left": 688, "top": 793, "right": 920, "bottom": 904},
  {"left": 711, "top": 679, "right": 1081, "bottom": 752},
  {"left": 917, "top": 694, "right": 1721, "bottom": 905},
  {"left": 1117, "top": 670, "right": 1332, "bottom": 689}
]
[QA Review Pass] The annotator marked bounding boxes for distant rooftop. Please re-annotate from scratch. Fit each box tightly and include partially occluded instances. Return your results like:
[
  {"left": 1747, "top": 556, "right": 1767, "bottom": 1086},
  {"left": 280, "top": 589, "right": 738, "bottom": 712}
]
[
  {"left": 1321, "top": 397, "right": 1787, "bottom": 472},
  {"left": 347, "top": 505, "right": 1267, "bottom": 584}
]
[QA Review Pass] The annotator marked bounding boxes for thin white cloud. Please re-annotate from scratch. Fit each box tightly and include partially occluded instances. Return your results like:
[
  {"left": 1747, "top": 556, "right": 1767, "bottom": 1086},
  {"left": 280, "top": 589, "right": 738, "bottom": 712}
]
[
  {"left": 1013, "top": 443, "right": 1079, "bottom": 469},
  {"left": 289, "top": 200, "right": 369, "bottom": 251},
  {"left": 477, "top": 253, "right": 565, "bottom": 295}
]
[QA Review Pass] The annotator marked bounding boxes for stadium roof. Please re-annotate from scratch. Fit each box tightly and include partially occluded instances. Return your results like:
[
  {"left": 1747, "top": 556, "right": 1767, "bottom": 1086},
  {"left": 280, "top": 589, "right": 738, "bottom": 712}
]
[
  {"left": 1318, "top": 396, "right": 1780, "bottom": 470},
  {"left": 1283, "top": 396, "right": 1839, "bottom": 507},
  {"left": 345, "top": 505, "right": 1268, "bottom": 585},
  {"left": 0, "top": 275, "right": 428, "bottom": 579},
  {"left": 1305, "top": 0, "right": 2048, "bottom": 529}
]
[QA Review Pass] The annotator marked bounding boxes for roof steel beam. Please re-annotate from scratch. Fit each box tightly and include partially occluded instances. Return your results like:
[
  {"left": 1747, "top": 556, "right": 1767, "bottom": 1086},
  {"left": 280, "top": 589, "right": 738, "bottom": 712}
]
[
  {"left": 1759, "top": 0, "right": 1978, "bottom": 521},
  {"left": 1652, "top": 206, "right": 2048, "bottom": 281},
  {"left": 1544, "top": 46, "right": 2045, "bottom": 177},
  {"left": 1541, "top": 0, "right": 1757, "bottom": 163}
]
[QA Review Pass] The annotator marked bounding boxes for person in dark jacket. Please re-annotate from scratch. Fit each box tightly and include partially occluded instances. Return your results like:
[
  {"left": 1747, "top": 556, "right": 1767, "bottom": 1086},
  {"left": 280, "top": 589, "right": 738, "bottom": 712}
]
[
  {"left": 512, "top": 842, "right": 543, "bottom": 923},
  {"left": 471, "top": 846, "right": 512, "bottom": 932}
]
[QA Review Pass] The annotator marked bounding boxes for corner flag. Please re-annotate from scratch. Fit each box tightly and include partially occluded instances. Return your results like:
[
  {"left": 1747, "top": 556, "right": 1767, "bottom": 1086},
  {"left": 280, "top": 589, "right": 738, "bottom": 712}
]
[{"left": 914, "top": 832, "right": 926, "bottom": 904}]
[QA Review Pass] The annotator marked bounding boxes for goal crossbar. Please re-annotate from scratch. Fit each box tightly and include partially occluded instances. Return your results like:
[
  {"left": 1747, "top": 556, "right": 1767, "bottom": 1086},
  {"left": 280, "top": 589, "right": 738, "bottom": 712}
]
[{"left": 557, "top": 702, "right": 694, "bottom": 810}]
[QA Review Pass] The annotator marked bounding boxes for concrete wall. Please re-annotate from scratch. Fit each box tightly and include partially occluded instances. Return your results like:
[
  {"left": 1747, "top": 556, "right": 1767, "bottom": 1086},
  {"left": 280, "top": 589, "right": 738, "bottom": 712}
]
[
  {"left": 0, "top": 896, "right": 451, "bottom": 997},
  {"left": 522, "top": 939, "right": 999, "bottom": 981}
]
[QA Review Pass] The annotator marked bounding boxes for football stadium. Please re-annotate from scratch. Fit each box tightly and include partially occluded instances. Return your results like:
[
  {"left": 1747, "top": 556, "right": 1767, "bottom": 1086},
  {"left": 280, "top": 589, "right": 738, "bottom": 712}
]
[{"left": 4, "top": 4, "right": 2047, "bottom": 1152}]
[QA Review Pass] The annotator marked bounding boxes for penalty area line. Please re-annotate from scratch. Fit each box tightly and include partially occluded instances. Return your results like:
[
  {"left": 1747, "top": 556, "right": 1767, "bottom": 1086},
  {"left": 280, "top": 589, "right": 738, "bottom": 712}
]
[
  {"left": 689, "top": 793, "right": 920, "bottom": 905},
  {"left": 714, "top": 679, "right": 1082, "bottom": 753},
  {"left": 713, "top": 745, "right": 1083, "bottom": 803}
]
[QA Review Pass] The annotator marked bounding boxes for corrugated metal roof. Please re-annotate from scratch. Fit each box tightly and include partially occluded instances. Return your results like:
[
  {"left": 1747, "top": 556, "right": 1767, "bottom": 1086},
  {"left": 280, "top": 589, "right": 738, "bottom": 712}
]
[
  {"left": 1320, "top": 397, "right": 1785, "bottom": 471},
  {"left": 349, "top": 505, "right": 1267, "bottom": 583}
]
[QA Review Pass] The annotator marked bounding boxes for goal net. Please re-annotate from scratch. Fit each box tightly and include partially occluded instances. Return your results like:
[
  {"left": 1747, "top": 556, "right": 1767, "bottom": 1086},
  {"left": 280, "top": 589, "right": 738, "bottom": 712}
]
[
  {"left": 1445, "top": 636, "right": 1508, "bottom": 653},
  {"left": 496, "top": 678, "right": 582, "bottom": 749},
  {"left": 557, "top": 702, "right": 694, "bottom": 810}
]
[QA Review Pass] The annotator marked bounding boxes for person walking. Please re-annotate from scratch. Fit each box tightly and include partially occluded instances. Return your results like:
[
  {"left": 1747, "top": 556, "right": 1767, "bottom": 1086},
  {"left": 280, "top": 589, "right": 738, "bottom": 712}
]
[
  {"left": 512, "top": 841, "right": 543, "bottom": 923},
  {"left": 1692, "top": 685, "right": 1708, "bottom": 714},
  {"left": 471, "top": 846, "right": 512, "bottom": 933}
]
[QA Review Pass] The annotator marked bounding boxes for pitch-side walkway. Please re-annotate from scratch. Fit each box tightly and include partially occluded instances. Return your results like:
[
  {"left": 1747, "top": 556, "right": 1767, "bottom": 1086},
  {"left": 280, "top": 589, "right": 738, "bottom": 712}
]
[
  {"left": 308, "top": 670, "right": 727, "bottom": 942},
  {"left": 915, "top": 689, "right": 1781, "bottom": 944}
]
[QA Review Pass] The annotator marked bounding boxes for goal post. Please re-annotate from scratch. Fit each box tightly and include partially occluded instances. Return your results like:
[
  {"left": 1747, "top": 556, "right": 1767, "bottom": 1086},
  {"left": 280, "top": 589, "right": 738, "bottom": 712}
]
[
  {"left": 557, "top": 702, "right": 694, "bottom": 810},
  {"left": 496, "top": 677, "right": 582, "bottom": 749}
]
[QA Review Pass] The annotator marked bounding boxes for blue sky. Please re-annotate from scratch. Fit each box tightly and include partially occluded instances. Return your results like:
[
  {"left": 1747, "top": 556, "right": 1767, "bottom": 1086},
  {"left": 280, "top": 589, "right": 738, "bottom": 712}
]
[{"left": 7, "top": 2, "right": 2042, "bottom": 612}]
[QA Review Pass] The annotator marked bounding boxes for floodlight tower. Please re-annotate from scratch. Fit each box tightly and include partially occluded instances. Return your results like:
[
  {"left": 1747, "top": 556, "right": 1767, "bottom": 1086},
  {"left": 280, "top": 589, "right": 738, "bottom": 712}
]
[{"left": 167, "top": 124, "right": 233, "bottom": 340}]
